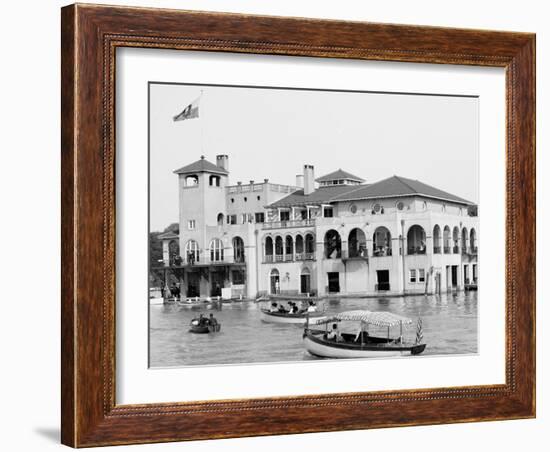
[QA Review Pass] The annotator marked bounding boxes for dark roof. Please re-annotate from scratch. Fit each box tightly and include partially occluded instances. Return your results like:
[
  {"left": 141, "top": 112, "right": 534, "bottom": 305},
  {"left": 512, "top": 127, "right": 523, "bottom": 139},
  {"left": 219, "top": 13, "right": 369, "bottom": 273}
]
[
  {"left": 267, "top": 185, "right": 368, "bottom": 208},
  {"left": 315, "top": 169, "right": 365, "bottom": 183},
  {"left": 268, "top": 175, "right": 473, "bottom": 208},
  {"left": 332, "top": 175, "right": 473, "bottom": 205},
  {"left": 174, "top": 156, "right": 228, "bottom": 175}
]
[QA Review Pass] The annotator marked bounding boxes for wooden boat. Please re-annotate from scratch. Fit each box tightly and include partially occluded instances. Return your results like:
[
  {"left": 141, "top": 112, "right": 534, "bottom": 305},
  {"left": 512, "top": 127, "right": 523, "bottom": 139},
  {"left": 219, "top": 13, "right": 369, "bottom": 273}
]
[
  {"left": 260, "top": 308, "right": 326, "bottom": 325},
  {"left": 188, "top": 317, "right": 221, "bottom": 334},
  {"left": 303, "top": 310, "right": 426, "bottom": 358}
]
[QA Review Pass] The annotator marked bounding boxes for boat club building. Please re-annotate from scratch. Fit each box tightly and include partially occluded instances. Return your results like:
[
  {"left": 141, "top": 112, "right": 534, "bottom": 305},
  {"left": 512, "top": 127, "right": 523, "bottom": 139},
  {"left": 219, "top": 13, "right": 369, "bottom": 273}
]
[{"left": 159, "top": 155, "right": 479, "bottom": 299}]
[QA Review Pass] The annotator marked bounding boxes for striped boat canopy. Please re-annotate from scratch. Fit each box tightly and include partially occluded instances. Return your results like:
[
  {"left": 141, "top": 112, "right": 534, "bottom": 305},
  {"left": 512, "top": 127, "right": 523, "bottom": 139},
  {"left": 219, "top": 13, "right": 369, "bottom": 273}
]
[{"left": 313, "top": 310, "right": 413, "bottom": 327}]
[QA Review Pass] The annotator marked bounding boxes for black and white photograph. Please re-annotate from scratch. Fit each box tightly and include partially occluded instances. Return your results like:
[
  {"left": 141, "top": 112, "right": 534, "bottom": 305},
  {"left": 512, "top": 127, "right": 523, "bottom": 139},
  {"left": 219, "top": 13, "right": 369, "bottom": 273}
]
[{"left": 148, "top": 82, "right": 479, "bottom": 367}]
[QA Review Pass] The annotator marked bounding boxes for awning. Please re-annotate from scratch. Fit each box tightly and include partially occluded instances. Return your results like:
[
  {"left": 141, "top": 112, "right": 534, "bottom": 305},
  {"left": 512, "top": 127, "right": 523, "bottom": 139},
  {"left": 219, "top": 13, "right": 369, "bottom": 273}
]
[{"left": 313, "top": 310, "right": 413, "bottom": 327}]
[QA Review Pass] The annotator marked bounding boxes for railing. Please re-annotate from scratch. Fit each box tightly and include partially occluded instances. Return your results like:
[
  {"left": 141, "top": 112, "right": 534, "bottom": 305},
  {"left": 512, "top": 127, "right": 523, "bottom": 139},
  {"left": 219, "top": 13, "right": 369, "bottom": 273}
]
[
  {"left": 284, "top": 255, "right": 293, "bottom": 262},
  {"left": 433, "top": 246, "right": 441, "bottom": 254},
  {"left": 443, "top": 246, "right": 451, "bottom": 254},
  {"left": 453, "top": 246, "right": 460, "bottom": 254},
  {"left": 265, "top": 255, "right": 273, "bottom": 263},
  {"left": 233, "top": 255, "right": 245, "bottom": 263},
  {"left": 295, "top": 253, "right": 304, "bottom": 261},
  {"left": 372, "top": 247, "right": 392, "bottom": 257},
  {"left": 470, "top": 246, "right": 478, "bottom": 255},
  {"left": 275, "top": 254, "right": 284, "bottom": 262},
  {"left": 262, "top": 218, "right": 316, "bottom": 230},
  {"left": 461, "top": 246, "right": 468, "bottom": 254},
  {"left": 305, "top": 252, "right": 315, "bottom": 260},
  {"left": 408, "top": 248, "right": 427, "bottom": 255}
]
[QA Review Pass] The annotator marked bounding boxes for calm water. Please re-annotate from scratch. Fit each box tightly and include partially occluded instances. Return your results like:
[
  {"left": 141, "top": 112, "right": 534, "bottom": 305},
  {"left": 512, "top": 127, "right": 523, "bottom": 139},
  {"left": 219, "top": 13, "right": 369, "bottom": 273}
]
[{"left": 149, "top": 292, "right": 478, "bottom": 367}]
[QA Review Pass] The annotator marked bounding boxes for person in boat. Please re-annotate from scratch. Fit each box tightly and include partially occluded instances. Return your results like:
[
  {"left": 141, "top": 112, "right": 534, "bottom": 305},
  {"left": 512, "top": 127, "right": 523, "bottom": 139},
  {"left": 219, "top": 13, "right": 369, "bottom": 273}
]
[
  {"left": 278, "top": 303, "right": 288, "bottom": 313},
  {"left": 326, "top": 323, "right": 342, "bottom": 342},
  {"left": 208, "top": 313, "right": 218, "bottom": 327},
  {"left": 198, "top": 314, "right": 206, "bottom": 326},
  {"left": 269, "top": 302, "right": 279, "bottom": 313},
  {"left": 291, "top": 303, "right": 300, "bottom": 314},
  {"left": 307, "top": 301, "right": 318, "bottom": 313}
]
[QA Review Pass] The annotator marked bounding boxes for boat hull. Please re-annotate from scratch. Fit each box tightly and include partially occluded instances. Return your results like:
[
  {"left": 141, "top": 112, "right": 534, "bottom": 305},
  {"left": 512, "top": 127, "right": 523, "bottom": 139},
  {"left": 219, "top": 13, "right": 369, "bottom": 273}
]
[
  {"left": 303, "top": 331, "right": 426, "bottom": 358},
  {"left": 189, "top": 324, "right": 221, "bottom": 334},
  {"left": 260, "top": 309, "right": 326, "bottom": 325}
]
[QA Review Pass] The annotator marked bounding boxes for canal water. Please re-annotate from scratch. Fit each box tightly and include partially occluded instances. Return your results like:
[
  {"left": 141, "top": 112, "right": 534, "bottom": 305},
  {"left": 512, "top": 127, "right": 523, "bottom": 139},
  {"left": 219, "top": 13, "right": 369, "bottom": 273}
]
[{"left": 149, "top": 291, "right": 478, "bottom": 367}]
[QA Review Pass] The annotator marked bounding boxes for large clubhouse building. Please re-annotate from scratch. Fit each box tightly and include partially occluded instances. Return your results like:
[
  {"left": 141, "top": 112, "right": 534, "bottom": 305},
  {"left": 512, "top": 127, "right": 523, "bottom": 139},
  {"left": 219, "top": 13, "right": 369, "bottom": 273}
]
[{"left": 158, "top": 155, "right": 478, "bottom": 299}]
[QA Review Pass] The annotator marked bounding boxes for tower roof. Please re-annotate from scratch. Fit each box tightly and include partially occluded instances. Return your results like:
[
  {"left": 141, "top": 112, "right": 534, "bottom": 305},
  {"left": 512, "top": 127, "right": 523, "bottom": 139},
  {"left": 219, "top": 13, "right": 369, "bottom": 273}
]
[
  {"left": 315, "top": 168, "right": 365, "bottom": 183},
  {"left": 173, "top": 155, "right": 229, "bottom": 175}
]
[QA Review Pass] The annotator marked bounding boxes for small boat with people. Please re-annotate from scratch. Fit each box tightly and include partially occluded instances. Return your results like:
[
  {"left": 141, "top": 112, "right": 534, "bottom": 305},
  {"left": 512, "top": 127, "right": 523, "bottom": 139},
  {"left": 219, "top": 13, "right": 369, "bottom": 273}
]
[
  {"left": 260, "top": 301, "right": 326, "bottom": 324},
  {"left": 189, "top": 313, "right": 221, "bottom": 334},
  {"left": 303, "top": 310, "right": 426, "bottom": 358}
]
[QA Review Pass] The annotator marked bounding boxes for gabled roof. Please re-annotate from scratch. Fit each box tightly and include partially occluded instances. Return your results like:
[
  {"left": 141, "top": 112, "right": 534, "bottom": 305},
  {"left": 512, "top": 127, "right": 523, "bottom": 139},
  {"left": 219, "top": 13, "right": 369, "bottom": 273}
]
[
  {"left": 315, "top": 169, "right": 365, "bottom": 183},
  {"left": 267, "top": 185, "right": 368, "bottom": 208},
  {"left": 332, "top": 175, "right": 473, "bottom": 205},
  {"left": 157, "top": 231, "right": 179, "bottom": 240},
  {"left": 173, "top": 156, "right": 228, "bottom": 175}
]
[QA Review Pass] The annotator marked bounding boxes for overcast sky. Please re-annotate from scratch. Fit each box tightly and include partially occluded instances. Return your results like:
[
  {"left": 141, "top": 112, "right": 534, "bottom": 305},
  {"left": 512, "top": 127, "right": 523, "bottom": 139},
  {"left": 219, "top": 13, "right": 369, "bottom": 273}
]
[{"left": 149, "top": 83, "right": 478, "bottom": 231}]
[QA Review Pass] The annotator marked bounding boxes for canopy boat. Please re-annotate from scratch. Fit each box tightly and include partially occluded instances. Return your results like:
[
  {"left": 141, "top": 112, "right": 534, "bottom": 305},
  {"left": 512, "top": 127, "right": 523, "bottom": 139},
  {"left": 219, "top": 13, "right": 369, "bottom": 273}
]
[
  {"left": 188, "top": 317, "right": 221, "bottom": 334},
  {"left": 303, "top": 310, "right": 426, "bottom": 358}
]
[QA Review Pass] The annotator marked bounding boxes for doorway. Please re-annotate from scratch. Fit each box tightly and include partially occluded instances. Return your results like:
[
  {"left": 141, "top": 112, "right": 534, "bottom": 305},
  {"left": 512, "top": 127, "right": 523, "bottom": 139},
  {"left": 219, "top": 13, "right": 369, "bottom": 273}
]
[
  {"left": 300, "top": 269, "right": 311, "bottom": 294},
  {"left": 327, "top": 272, "right": 340, "bottom": 293},
  {"left": 210, "top": 271, "right": 224, "bottom": 297},
  {"left": 451, "top": 265, "right": 458, "bottom": 287},
  {"left": 376, "top": 270, "right": 390, "bottom": 291},
  {"left": 270, "top": 269, "right": 280, "bottom": 294},
  {"left": 186, "top": 272, "right": 200, "bottom": 298}
]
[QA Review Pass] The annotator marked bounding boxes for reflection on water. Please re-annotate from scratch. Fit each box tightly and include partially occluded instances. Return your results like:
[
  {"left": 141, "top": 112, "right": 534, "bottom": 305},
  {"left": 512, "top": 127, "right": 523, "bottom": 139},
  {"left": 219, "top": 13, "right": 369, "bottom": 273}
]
[{"left": 149, "top": 291, "right": 478, "bottom": 367}]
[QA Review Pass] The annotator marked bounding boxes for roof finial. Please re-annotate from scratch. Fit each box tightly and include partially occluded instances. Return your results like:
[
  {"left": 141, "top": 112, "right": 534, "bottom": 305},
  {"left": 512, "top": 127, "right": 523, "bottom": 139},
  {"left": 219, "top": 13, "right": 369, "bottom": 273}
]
[{"left": 200, "top": 155, "right": 205, "bottom": 160}]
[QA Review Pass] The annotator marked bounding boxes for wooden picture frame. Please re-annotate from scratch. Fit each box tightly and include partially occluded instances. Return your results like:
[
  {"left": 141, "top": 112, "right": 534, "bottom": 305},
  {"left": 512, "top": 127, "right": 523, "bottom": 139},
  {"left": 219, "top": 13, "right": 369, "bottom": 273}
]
[{"left": 61, "top": 3, "right": 535, "bottom": 447}]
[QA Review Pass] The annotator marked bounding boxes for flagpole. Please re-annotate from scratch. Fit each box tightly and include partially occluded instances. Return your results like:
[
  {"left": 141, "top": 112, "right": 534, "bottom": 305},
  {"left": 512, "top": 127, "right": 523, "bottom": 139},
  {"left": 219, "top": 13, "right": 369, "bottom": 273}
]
[{"left": 200, "top": 89, "right": 204, "bottom": 154}]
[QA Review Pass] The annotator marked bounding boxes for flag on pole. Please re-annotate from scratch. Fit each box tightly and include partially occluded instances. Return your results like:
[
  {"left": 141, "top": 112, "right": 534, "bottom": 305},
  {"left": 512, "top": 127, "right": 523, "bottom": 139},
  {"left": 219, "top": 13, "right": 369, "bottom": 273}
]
[
  {"left": 415, "top": 318, "right": 424, "bottom": 344},
  {"left": 173, "top": 96, "right": 200, "bottom": 122}
]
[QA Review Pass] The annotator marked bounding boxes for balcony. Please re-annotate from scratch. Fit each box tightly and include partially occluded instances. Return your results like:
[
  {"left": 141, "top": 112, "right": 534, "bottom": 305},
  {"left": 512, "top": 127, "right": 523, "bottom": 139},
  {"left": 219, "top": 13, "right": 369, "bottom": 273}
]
[
  {"left": 453, "top": 246, "right": 460, "bottom": 254},
  {"left": 262, "top": 218, "right": 315, "bottom": 230},
  {"left": 433, "top": 246, "right": 441, "bottom": 254},
  {"left": 443, "top": 246, "right": 451, "bottom": 254},
  {"left": 305, "top": 252, "right": 316, "bottom": 260},
  {"left": 372, "top": 247, "right": 392, "bottom": 257},
  {"left": 295, "top": 253, "right": 304, "bottom": 261},
  {"left": 284, "top": 255, "right": 293, "bottom": 262},
  {"left": 407, "top": 247, "right": 426, "bottom": 255}
]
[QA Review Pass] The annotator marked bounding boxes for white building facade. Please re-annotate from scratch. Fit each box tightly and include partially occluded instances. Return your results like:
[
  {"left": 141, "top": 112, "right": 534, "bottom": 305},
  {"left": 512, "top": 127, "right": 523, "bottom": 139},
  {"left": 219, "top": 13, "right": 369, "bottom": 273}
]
[{"left": 160, "top": 155, "right": 478, "bottom": 299}]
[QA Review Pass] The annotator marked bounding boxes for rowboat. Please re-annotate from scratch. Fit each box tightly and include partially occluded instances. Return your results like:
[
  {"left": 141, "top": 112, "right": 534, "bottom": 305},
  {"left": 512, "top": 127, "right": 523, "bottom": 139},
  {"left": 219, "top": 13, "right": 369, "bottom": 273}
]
[
  {"left": 188, "top": 317, "right": 221, "bottom": 334},
  {"left": 260, "top": 308, "right": 326, "bottom": 325},
  {"left": 303, "top": 310, "right": 426, "bottom": 358}
]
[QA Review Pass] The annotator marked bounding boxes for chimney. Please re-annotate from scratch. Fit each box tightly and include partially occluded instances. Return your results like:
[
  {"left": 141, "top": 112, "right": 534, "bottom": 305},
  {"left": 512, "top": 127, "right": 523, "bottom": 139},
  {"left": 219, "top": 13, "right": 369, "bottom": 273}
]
[
  {"left": 303, "top": 165, "right": 315, "bottom": 195},
  {"left": 216, "top": 154, "right": 229, "bottom": 172},
  {"left": 295, "top": 174, "right": 304, "bottom": 188}
]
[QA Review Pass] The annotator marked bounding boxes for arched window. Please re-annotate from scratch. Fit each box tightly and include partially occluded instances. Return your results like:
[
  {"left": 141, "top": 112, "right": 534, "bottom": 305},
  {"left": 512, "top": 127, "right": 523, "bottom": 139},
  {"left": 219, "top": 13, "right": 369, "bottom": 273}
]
[
  {"left": 305, "top": 233, "right": 315, "bottom": 259},
  {"left": 372, "top": 227, "right": 392, "bottom": 257},
  {"left": 265, "top": 236, "right": 273, "bottom": 262},
  {"left": 295, "top": 234, "right": 304, "bottom": 260},
  {"left": 270, "top": 268, "right": 280, "bottom": 294},
  {"left": 285, "top": 235, "right": 293, "bottom": 261},
  {"left": 348, "top": 228, "right": 367, "bottom": 258},
  {"left": 169, "top": 239, "right": 181, "bottom": 266},
  {"left": 217, "top": 213, "right": 224, "bottom": 226},
  {"left": 452, "top": 226, "right": 460, "bottom": 253},
  {"left": 433, "top": 225, "right": 441, "bottom": 254},
  {"left": 443, "top": 226, "right": 451, "bottom": 254},
  {"left": 470, "top": 228, "right": 477, "bottom": 253},
  {"left": 275, "top": 236, "right": 284, "bottom": 262},
  {"left": 324, "top": 229, "right": 342, "bottom": 259},
  {"left": 209, "top": 175, "right": 220, "bottom": 187},
  {"left": 233, "top": 236, "right": 245, "bottom": 263},
  {"left": 209, "top": 238, "right": 224, "bottom": 262},
  {"left": 461, "top": 227, "right": 469, "bottom": 253},
  {"left": 185, "top": 175, "right": 199, "bottom": 186},
  {"left": 185, "top": 240, "right": 199, "bottom": 264},
  {"left": 407, "top": 225, "right": 426, "bottom": 255}
]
